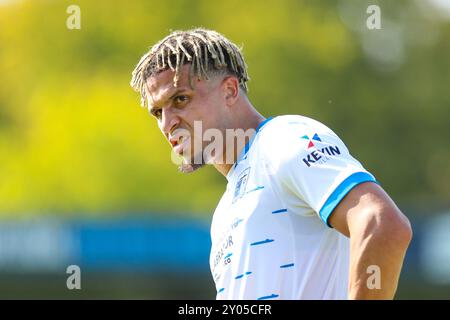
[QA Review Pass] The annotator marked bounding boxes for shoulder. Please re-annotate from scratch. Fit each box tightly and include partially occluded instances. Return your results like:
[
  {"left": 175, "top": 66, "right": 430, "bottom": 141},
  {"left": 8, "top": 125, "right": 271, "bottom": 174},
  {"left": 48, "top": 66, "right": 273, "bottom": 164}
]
[
  {"left": 259, "top": 115, "right": 340, "bottom": 142},
  {"left": 257, "top": 115, "right": 348, "bottom": 165}
]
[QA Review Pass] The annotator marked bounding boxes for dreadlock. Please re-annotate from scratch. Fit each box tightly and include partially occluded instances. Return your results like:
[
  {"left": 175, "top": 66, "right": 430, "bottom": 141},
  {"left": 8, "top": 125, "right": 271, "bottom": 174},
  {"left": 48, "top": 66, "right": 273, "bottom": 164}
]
[{"left": 130, "top": 28, "right": 250, "bottom": 109}]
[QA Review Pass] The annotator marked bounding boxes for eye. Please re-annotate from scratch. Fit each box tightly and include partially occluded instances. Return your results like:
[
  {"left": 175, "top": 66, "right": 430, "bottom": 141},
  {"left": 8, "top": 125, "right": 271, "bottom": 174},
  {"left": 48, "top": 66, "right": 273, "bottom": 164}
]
[
  {"left": 174, "top": 95, "right": 188, "bottom": 105},
  {"left": 151, "top": 108, "right": 162, "bottom": 120}
]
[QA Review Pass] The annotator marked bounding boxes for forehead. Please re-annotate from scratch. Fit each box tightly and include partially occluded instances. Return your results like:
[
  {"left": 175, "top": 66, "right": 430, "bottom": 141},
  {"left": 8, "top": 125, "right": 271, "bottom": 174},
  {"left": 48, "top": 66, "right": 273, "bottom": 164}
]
[{"left": 145, "top": 64, "right": 193, "bottom": 104}]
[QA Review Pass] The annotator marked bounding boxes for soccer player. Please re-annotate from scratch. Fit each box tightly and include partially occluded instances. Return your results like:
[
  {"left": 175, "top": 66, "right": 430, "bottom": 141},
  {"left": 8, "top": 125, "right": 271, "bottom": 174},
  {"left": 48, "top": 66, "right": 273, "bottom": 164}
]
[{"left": 130, "top": 28, "right": 412, "bottom": 300}]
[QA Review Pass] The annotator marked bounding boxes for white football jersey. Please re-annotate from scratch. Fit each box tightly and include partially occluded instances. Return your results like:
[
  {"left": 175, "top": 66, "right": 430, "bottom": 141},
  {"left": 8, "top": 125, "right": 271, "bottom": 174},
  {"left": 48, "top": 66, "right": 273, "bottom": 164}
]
[{"left": 209, "top": 115, "right": 377, "bottom": 300}]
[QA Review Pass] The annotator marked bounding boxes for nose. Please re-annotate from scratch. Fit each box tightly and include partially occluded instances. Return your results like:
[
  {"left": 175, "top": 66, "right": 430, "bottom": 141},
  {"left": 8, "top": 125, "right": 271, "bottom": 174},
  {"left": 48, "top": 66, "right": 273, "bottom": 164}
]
[{"left": 159, "top": 107, "right": 180, "bottom": 139}]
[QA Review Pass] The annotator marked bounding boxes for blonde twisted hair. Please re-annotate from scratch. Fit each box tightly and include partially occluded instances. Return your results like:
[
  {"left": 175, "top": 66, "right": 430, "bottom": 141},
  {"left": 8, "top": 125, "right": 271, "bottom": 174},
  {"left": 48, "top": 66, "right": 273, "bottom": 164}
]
[{"left": 130, "top": 28, "right": 250, "bottom": 109}]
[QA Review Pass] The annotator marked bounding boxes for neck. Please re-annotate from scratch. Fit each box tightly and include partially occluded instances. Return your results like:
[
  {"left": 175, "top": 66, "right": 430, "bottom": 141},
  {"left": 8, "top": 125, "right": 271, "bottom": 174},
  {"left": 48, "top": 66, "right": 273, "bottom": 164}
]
[{"left": 213, "top": 99, "right": 266, "bottom": 177}]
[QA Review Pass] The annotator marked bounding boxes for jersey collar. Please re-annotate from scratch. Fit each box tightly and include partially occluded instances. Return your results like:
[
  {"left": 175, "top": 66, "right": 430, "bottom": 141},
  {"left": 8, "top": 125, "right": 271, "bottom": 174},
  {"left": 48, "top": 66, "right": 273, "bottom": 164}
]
[{"left": 226, "top": 116, "right": 274, "bottom": 180}]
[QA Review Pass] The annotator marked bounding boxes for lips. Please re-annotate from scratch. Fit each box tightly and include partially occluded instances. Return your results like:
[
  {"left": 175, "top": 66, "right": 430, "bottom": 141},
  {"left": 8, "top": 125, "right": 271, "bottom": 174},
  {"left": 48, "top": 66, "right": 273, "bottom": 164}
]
[
  {"left": 173, "top": 136, "right": 190, "bottom": 155},
  {"left": 169, "top": 131, "right": 190, "bottom": 155},
  {"left": 169, "top": 136, "right": 181, "bottom": 148}
]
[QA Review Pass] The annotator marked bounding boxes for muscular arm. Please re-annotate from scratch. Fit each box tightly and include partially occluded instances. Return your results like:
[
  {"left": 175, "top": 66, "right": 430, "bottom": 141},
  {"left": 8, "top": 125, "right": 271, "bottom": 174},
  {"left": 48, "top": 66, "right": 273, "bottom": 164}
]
[{"left": 328, "top": 182, "right": 412, "bottom": 299}]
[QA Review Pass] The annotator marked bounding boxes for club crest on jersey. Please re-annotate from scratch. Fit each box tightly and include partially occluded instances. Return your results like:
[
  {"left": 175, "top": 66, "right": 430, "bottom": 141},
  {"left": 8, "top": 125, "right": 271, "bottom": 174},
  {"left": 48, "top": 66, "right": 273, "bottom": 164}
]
[
  {"left": 232, "top": 167, "right": 250, "bottom": 203},
  {"left": 301, "top": 133, "right": 341, "bottom": 167}
]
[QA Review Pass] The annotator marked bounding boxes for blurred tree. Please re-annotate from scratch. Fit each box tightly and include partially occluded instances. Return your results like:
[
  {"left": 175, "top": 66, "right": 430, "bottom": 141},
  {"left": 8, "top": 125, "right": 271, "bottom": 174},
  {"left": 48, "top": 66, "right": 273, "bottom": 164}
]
[{"left": 0, "top": 0, "right": 449, "bottom": 218}]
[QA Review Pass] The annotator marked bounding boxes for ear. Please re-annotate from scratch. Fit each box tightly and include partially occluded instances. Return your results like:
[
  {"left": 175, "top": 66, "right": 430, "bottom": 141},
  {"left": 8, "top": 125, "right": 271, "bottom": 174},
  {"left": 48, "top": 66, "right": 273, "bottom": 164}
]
[{"left": 221, "top": 76, "right": 239, "bottom": 106}]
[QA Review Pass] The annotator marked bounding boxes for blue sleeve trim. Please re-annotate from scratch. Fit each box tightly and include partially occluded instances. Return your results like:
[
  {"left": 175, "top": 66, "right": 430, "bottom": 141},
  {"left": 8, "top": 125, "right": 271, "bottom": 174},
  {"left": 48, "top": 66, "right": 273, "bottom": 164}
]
[{"left": 319, "top": 172, "right": 378, "bottom": 228}]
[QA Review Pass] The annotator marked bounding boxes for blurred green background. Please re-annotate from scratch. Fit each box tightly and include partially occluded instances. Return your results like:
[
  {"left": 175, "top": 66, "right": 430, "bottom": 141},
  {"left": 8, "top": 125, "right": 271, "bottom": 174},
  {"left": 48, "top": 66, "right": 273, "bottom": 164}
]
[{"left": 0, "top": 0, "right": 449, "bottom": 299}]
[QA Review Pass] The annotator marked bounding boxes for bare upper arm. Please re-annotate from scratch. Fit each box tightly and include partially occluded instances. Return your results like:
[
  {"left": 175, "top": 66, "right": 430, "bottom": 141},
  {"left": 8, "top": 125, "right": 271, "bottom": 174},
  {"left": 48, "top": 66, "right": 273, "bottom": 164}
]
[{"left": 328, "top": 182, "right": 410, "bottom": 238}]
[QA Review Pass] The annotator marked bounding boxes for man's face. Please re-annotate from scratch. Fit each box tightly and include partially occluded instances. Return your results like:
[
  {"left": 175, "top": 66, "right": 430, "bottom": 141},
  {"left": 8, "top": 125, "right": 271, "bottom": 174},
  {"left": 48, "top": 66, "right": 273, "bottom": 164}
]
[{"left": 145, "top": 64, "right": 227, "bottom": 172}]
